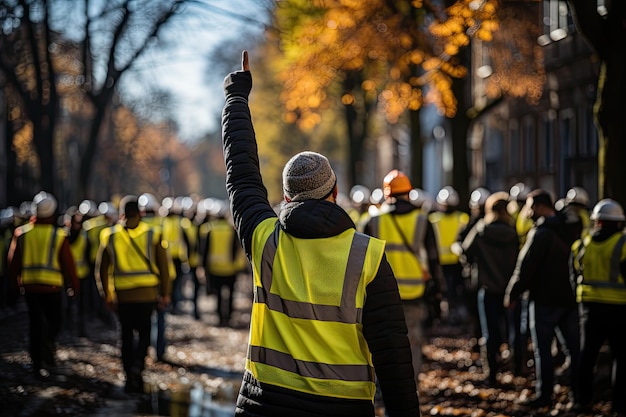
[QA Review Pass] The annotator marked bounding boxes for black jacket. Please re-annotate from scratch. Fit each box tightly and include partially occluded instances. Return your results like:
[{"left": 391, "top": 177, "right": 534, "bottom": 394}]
[
  {"left": 222, "top": 70, "right": 420, "bottom": 417},
  {"left": 506, "top": 215, "right": 577, "bottom": 307},
  {"left": 461, "top": 219, "right": 519, "bottom": 296}
]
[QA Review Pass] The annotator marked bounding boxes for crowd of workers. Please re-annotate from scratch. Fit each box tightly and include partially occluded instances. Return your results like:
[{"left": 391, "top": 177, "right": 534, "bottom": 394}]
[
  {"left": 0, "top": 50, "right": 624, "bottom": 417},
  {"left": 0, "top": 191, "right": 248, "bottom": 393}
]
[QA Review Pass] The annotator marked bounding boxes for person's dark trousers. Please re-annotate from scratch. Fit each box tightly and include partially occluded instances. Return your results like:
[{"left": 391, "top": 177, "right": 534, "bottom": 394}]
[
  {"left": 443, "top": 263, "right": 466, "bottom": 322},
  {"left": 25, "top": 291, "right": 63, "bottom": 371},
  {"left": 153, "top": 306, "right": 167, "bottom": 360},
  {"left": 510, "top": 297, "right": 530, "bottom": 376},
  {"left": 191, "top": 267, "right": 201, "bottom": 319},
  {"left": 477, "top": 288, "right": 508, "bottom": 381},
  {"left": 529, "top": 301, "right": 580, "bottom": 403},
  {"left": 170, "top": 258, "right": 185, "bottom": 311},
  {"left": 118, "top": 302, "right": 155, "bottom": 380},
  {"left": 579, "top": 302, "right": 626, "bottom": 413},
  {"left": 211, "top": 274, "right": 236, "bottom": 326}
]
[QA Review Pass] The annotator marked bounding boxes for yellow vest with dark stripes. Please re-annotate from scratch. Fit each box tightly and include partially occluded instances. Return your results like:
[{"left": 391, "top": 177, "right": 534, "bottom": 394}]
[
  {"left": 70, "top": 229, "right": 90, "bottom": 279},
  {"left": 429, "top": 211, "right": 469, "bottom": 265},
  {"left": 100, "top": 223, "right": 160, "bottom": 291},
  {"left": 248, "top": 218, "right": 385, "bottom": 400},
  {"left": 19, "top": 223, "right": 66, "bottom": 287},
  {"left": 574, "top": 233, "right": 626, "bottom": 304},
  {"left": 368, "top": 211, "right": 428, "bottom": 300},
  {"left": 200, "top": 219, "right": 246, "bottom": 276}
]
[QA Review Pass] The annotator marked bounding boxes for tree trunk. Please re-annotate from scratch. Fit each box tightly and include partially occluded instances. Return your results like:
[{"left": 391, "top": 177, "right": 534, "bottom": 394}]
[
  {"left": 569, "top": 0, "right": 626, "bottom": 207},
  {"left": 409, "top": 108, "right": 423, "bottom": 188}
]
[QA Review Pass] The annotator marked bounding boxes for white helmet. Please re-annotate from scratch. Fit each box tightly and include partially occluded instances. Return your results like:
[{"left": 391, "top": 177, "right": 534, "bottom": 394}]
[
  {"left": 436, "top": 186, "right": 459, "bottom": 207},
  {"left": 33, "top": 191, "right": 57, "bottom": 218},
  {"left": 409, "top": 188, "right": 433, "bottom": 211},
  {"left": 566, "top": 186, "right": 590, "bottom": 208},
  {"left": 138, "top": 193, "right": 160, "bottom": 213},
  {"left": 509, "top": 182, "right": 530, "bottom": 202},
  {"left": 590, "top": 199, "right": 625, "bottom": 222},
  {"left": 78, "top": 199, "right": 98, "bottom": 218},
  {"left": 469, "top": 187, "right": 490, "bottom": 210},
  {"left": 350, "top": 185, "right": 371, "bottom": 206}
]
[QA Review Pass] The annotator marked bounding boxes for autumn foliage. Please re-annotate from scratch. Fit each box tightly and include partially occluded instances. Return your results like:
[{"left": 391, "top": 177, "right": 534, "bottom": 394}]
[{"left": 275, "top": 0, "right": 500, "bottom": 129}]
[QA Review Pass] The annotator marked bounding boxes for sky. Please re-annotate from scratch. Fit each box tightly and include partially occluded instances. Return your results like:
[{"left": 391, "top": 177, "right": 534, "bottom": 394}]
[{"left": 121, "top": 0, "right": 271, "bottom": 142}]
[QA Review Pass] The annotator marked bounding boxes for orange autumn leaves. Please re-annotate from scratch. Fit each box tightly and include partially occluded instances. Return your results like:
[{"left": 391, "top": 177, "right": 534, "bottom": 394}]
[{"left": 276, "top": 0, "right": 500, "bottom": 129}]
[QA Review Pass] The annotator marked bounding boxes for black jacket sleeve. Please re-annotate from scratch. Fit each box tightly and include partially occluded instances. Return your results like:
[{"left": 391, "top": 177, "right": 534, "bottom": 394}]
[
  {"left": 363, "top": 254, "right": 421, "bottom": 416},
  {"left": 222, "top": 70, "right": 276, "bottom": 256}
]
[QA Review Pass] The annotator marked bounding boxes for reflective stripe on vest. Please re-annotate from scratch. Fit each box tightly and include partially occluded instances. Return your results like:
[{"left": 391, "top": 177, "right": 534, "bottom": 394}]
[
  {"left": 248, "top": 218, "right": 385, "bottom": 400},
  {"left": 20, "top": 224, "right": 65, "bottom": 287},
  {"left": 107, "top": 223, "right": 160, "bottom": 290},
  {"left": 576, "top": 233, "right": 626, "bottom": 304},
  {"left": 369, "top": 212, "right": 426, "bottom": 300}
]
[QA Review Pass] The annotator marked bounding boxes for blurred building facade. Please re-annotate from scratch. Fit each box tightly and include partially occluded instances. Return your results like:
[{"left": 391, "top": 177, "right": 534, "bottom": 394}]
[{"left": 469, "top": 0, "right": 600, "bottom": 202}]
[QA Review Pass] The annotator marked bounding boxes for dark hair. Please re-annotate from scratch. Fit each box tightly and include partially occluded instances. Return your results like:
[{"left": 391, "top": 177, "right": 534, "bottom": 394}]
[
  {"left": 528, "top": 189, "right": 553, "bottom": 209},
  {"left": 120, "top": 195, "right": 139, "bottom": 217}
]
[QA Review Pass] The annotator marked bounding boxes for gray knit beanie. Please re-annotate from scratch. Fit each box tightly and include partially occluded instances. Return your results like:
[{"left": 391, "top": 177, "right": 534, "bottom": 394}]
[{"left": 282, "top": 151, "right": 337, "bottom": 202}]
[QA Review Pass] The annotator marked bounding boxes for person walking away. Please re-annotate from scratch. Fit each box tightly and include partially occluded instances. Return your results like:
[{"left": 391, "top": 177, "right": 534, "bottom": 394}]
[
  {"left": 222, "top": 50, "right": 420, "bottom": 417},
  {"left": 364, "top": 169, "right": 444, "bottom": 384},
  {"left": 429, "top": 186, "right": 469, "bottom": 324},
  {"left": 7, "top": 192, "right": 79, "bottom": 378},
  {"left": 96, "top": 195, "right": 171, "bottom": 393},
  {"left": 160, "top": 197, "right": 189, "bottom": 314},
  {"left": 504, "top": 189, "right": 580, "bottom": 409},
  {"left": 199, "top": 200, "right": 247, "bottom": 327},
  {"left": 571, "top": 199, "right": 626, "bottom": 415},
  {"left": 459, "top": 192, "right": 519, "bottom": 385},
  {"left": 66, "top": 207, "right": 91, "bottom": 337}
]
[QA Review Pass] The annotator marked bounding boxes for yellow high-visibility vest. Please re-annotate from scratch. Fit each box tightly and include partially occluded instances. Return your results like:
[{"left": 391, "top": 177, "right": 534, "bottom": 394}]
[
  {"left": 69, "top": 229, "right": 90, "bottom": 279},
  {"left": 100, "top": 223, "right": 160, "bottom": 291},
  {"left": 247, "top": 218, "right": 385, "bottom": 400},
  {"left": 429, "top": 211, "right": 469, "bottom": 265},
  {"left": 83, "top": 215, "right": 110, "bottom": 264},
  {"left": 368, "top": 211, "right": 428, "bottom": 300},
  {"left": 199, "top": 219, "right": 246, "bottom": 276},
  {"left": 19, "top": 223, "right": 66, "bottom": 287},
  {"left": 162, "top": 215, "right": 188, "bottom": 262},
  {"left": 574, "top": 233, "right": 626, "bottom": 304}
]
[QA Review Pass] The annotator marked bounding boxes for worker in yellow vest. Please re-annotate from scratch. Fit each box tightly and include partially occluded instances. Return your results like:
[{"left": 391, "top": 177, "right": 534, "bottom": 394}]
[
  {"left": 565, "top": 186, "right": 591, "bottom": 239},
  {"left": 65, "top": 207, "right": 91, "bottom": 337},
  {"left": 199, "top": 200, "right": 247, "bottom": 327},
  {"left": 8, "top": 192, "right": 79, "bottom": 378},
  {"left": 219, "top": 51, "right": 420, "bottom": 416},
  {"left": 429, "top": 186, "right": 469, "bottom": 324},
  {"left": 160, "top": 197, "right": 189, "bottom": 314},
  {"left": 364, "top": 170, "right": 444, "bottom": 383},
  {"left": 96, "top": 195, "right": 170, "bottom": 394},
  {"left": 571, "top": 199, "right": 626, "bottom": 415}
]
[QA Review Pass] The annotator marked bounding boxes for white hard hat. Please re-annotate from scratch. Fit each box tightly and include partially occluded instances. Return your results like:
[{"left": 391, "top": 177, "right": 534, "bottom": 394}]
[
  {"left": 509, "top": 182, "right": 530, "bottom": 202},
  {"left": 370, "top": 188, "right": 385, "bottom": 205},
  {"left": 590, "top": 199, "right": 625, "bottom": 222},
  {"left": 350, "top": 185, "right": 371, "bottom": 206},
  {"left": 469, "top": 187, "right": 491, "bottom": 209},
  {"left": 409, "top": 188, "right": 433, "bottom": 210},
  {"left": 34, "top": 191, "right": 57, "bottom": 218},
  {"left": 566, "top": 186, "right": 590, "bottom": 207},
  {"left": 436, "top": 186, "right": 460, "bottom": 207},
  {"left": 78, "top": 200, "right": 98, "bottom": 217},
  {"left": 138, "top": 193, "right": 160, "bottom": 213}
]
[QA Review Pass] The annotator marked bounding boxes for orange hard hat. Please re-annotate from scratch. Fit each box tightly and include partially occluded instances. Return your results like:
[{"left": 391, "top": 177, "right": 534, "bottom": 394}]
[{"left": 383, "top": 170, "right": 412, "bottom": 198}]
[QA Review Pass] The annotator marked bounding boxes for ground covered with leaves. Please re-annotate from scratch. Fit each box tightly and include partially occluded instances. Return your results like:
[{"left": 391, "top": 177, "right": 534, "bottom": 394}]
[{"left": 0, "top": 278, "right": 618, "bottom": 417}]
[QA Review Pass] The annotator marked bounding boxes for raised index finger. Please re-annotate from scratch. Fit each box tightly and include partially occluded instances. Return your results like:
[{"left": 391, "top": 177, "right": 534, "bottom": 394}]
[{"left": 242, "top": 50, "right": 249, "bottom": 71}]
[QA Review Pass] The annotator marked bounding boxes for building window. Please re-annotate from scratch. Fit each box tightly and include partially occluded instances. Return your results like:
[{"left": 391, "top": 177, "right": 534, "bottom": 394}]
[
  {"left": 508, "top": 120, "right": 520, "bottom": 174},
  {"left": 540, "top": 112, "right": 555, "bottom": 171},
  {"left": 580, "top": 105, "right": 598, "bottom": 157},
  {"left": 522, "top": 116, "right": 535, "bottom": 171},
  {"left": 560, "top": 109, "right": 576, "bottom": 158}
]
